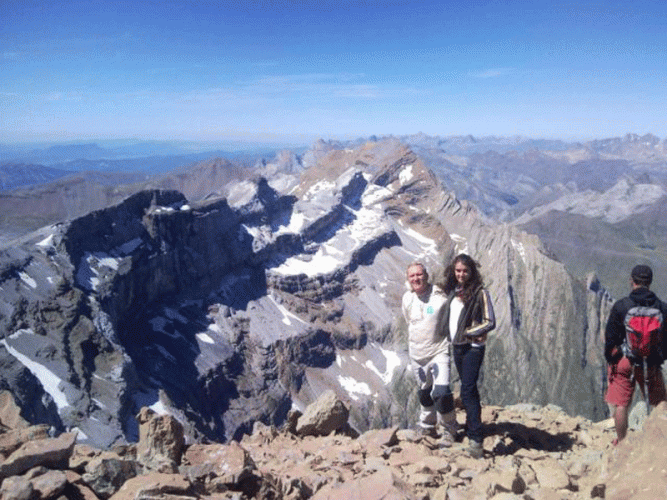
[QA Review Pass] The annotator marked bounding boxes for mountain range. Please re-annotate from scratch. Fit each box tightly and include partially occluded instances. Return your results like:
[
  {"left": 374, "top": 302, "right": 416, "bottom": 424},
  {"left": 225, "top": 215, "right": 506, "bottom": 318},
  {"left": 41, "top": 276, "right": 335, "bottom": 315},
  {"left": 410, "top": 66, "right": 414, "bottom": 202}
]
[
  {"left": 4, "top": 132, "right": 666, "bottom": 300},
  {"left": 0, "top": 136, "right": 621, "bottom": 450}
]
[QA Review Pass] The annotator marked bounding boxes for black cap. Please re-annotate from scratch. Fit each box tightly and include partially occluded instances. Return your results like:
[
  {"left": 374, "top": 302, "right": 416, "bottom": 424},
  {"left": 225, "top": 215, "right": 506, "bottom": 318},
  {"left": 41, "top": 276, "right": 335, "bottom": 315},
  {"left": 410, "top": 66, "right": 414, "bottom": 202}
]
[{"left": 631, "top": 264, "right": 653, "bottom": 284}]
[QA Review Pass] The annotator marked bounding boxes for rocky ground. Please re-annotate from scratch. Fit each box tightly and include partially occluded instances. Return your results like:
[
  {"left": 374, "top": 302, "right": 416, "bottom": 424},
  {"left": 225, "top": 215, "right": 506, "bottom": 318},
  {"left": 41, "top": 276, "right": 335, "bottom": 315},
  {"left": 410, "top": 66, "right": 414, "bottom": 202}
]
[{"left": 1, "top": 389, "right": 666, "bottom": 500}]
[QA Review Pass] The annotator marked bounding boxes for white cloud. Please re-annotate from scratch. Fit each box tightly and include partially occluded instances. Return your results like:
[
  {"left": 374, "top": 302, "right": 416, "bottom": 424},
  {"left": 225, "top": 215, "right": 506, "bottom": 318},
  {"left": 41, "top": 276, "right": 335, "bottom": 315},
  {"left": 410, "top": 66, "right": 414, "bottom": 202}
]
[
  {"left": 472, "top": 68, "right": 513, "bottom": 78},
  {"left": 44, "top": 91, "right": 84, "bottom": 102}
]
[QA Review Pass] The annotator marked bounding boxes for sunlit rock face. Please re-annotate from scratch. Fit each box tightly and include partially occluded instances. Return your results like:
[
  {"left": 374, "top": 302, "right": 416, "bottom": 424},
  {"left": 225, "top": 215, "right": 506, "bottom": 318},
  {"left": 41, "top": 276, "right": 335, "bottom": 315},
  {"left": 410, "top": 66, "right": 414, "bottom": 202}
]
[{"left": 0, "top": 139, "right": 611, "bottom": 448}]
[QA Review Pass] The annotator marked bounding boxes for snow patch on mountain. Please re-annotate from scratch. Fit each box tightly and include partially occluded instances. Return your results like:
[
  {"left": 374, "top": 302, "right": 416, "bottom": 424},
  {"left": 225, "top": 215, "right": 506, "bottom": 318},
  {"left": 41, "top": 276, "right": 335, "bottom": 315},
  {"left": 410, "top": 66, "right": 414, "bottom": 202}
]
[
  {"left": 2, "top": 330, "right": 70, "bottom": 410},
  {"left": 322, "top": 343, "right": 403, "bottom": 402},
  {"left": 268, "top": 295, "right": 309, "bottom": 326},
  {"left": 511, "top": 238, "right": 527, "bottom": 264},
  {"left": 19, "top": 271, "right": 37, "bottom": 289},
  {"left": 270, "top": 173, "right": 392, "bottom": 277},
  {"left": 449, "top": 233, "right": 469, "bottom": 255},
  {"left": 397, "top": 224, "right": 440, "bottom": 261},
  {"left": 399, "top": 164, "right": 415, "bottom": 184}
]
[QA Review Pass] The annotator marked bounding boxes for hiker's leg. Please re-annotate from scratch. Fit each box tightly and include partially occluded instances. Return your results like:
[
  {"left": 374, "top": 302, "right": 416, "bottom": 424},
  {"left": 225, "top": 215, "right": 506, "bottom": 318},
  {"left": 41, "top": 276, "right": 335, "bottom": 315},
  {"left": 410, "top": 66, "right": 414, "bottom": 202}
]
[
  {"left": 613, "top": 404, "right": 629, "bottom": 441},
  {"left": 647, "top": 364, "right": 667, "bottom": 406},
  {"left": 463, "top": 345, "right": 485, "bottom": 443},
  {"left": 605, "top": 357, "right": 634, "bottom": 442},
  {"left": 412, "top": 361, "right": 436, "bottom": 431},
  {"left": 431, "top": 351, "right": 455, "bottom": 425},
  {"left": 455, "top": 344, "right": 486, "bottom": 443}
]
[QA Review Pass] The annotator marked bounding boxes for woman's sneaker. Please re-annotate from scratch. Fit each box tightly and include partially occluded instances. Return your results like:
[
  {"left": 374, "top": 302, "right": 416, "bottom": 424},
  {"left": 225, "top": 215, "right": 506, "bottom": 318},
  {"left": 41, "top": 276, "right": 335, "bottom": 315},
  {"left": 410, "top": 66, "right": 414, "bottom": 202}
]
[
  {"left": 467, "top": 440, "right": 483, "bottom": 458},
  {"left": 443, "top": 421, "right": 462, "bottom": 441}
]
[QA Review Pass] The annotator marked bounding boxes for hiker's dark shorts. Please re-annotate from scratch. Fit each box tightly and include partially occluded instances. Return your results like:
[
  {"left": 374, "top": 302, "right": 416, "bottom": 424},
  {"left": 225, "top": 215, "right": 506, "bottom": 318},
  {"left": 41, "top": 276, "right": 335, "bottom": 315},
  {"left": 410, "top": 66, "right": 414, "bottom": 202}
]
[{"left": 605, "top": 356, "right": 666, "bottom": 407}]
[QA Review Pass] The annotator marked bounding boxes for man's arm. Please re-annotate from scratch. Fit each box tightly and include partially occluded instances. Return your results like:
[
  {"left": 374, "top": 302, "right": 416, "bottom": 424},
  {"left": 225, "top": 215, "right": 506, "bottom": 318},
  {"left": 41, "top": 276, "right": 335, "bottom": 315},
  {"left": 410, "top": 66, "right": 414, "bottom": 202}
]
[
  {"left": 604, "top": 300, "right": 625, "bottom": 364},
  {"left": 401, "top": 292, "right": 411, "bottom": 323}
]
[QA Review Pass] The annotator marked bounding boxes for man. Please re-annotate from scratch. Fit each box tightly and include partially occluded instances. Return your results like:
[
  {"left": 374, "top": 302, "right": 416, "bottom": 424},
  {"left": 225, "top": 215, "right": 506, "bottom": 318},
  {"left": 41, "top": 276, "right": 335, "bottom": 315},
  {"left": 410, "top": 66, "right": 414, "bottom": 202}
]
[
  {"left": 401, "top": 262, "right": 456, "bottom": 446},
  {"left": 604, "top": 264, "right": 667, "bottom": 444}
]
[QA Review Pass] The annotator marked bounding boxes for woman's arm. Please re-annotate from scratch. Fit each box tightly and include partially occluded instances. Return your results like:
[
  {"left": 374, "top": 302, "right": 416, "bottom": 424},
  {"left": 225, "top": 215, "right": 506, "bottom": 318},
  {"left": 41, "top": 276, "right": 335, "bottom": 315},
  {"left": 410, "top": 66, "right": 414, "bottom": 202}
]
[{"left": 465, "top": 288, "right": 495, "bottom": 339}]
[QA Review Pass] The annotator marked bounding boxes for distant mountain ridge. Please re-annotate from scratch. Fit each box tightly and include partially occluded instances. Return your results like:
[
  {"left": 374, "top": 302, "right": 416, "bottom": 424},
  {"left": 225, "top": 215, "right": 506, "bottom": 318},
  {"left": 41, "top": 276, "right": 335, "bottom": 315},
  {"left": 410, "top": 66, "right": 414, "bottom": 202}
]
[
  {"left": 2, "top": 131, "right": 667, "bottom": 302},
  {"left": 0, "top": 162, "right": 72, "bottom": 190},
  {"left": 0, "top": 140, "right": 303, "bottom": 165}
]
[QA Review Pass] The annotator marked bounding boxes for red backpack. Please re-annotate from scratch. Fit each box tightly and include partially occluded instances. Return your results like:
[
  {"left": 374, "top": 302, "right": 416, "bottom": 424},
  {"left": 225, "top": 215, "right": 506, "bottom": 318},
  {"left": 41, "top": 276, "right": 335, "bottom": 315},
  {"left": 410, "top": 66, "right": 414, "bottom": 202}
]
[
  {"left": 623, "top": 304, "right": 664, "bottom": 412},
  {"left": 623, "top": 305, "right": 664, "bottom": 360}
]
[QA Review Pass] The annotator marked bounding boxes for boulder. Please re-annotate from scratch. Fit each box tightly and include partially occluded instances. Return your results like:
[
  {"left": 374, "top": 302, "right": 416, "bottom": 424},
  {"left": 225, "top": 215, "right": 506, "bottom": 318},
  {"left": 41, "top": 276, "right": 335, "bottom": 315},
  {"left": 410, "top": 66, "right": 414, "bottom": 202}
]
[
  {"left": 136, "top": 407, "right": 185, "bottom": 471},
  {"left": 0, "top": 424, "right": 50, "bottom": 459},
  {"left": 27, "top": 468, "right": 68, "bottom": 499},
  {"left": 82, "top": 455, "right": 142, "bottom": 499},
  {"left": 531, "top": 457, "right": 572, "bottom": 491},
  {"left": 108, "top": 472, "right": 193, "bottom": 500},
  {"left": 0, "top": 474, "right": 33, "bottom": 500},
  {"left": 0, "top": 431, "right": 77, "bottom": 479},
  {"left": 296, "top": 390, "right": 349, "bottom": 437},
  {"left": 0, "top": 390, "right": 29, "bottom": 431},
  {"left": 181, "top": 441, "right": 256, "bottom": 488}
]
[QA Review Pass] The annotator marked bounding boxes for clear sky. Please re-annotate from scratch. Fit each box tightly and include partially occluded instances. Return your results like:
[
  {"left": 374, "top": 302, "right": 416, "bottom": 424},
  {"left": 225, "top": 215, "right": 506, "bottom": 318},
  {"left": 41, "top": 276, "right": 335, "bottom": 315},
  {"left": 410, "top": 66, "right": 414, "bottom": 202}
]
[{"left": 2, "top": 0, "right": 666, "bottom": 144}]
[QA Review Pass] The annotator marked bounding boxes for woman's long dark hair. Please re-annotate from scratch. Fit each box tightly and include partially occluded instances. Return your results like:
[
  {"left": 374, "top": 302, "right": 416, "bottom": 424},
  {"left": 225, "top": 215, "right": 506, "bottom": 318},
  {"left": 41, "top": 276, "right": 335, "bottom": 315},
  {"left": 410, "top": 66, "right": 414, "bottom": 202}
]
[{"left": 441, "top": 253, "right": 483, "bottom": 303}]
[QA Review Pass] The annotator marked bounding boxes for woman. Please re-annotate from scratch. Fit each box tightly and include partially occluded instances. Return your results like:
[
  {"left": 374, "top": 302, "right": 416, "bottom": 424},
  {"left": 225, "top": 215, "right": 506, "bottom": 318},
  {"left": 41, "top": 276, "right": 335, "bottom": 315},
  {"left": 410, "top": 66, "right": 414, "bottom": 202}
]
[{"left": 437, "top": 253, "right": 495, "bottom": 458}]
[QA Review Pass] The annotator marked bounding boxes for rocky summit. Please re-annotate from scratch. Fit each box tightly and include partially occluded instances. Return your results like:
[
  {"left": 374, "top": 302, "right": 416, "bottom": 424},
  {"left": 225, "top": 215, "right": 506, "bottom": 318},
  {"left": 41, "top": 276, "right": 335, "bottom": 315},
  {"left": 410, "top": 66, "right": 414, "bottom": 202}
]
[
  {"left": 1, "top": 389, "right": 666, "bottom": 500},
  {"left": 0, "top": 139, "right": 614, "bottom": 449}
]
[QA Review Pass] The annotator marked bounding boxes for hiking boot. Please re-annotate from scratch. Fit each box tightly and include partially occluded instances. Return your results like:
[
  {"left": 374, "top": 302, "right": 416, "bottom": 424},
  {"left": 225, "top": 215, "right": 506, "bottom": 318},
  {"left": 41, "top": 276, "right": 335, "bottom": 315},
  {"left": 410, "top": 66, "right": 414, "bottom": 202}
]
[
  {"left": 467, "top": 440, "right": 483, "bottom": 459},
  {"left": 443, "top": 421, "right": 462, "bottom": 441},
  {"left": 438, "top": 430, "right": 454, "bottom": 449}
]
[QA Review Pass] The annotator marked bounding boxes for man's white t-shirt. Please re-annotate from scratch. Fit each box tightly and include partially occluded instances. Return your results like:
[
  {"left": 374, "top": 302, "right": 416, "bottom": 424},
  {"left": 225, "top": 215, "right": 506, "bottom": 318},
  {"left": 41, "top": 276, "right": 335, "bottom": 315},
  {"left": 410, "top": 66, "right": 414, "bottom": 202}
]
[{"left": 402, "top": 284, "right": 448, "bottom": 363}]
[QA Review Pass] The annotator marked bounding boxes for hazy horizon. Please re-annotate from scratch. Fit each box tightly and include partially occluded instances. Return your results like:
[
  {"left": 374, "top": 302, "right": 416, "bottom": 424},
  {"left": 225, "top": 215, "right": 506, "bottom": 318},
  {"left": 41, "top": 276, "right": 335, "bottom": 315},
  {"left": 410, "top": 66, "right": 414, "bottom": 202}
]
[{"left": 2, "top": 0, "right": 666, "bottom": 143}]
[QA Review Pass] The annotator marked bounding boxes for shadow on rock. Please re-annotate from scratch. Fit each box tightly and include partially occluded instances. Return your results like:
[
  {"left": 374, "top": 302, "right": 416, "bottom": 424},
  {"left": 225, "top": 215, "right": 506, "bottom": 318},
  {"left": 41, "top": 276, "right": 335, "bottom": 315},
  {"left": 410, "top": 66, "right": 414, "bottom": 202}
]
[{"left": 486, "top": 420, "right": 576, "bottom": 455}]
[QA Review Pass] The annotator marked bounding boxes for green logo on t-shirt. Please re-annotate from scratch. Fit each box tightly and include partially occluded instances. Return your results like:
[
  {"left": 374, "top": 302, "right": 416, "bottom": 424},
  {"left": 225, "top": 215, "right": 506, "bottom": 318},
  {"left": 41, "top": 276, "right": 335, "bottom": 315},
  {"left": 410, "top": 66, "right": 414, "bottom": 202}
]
[{"left": 426, "top": 306, "right": 434, "bottom": 315}]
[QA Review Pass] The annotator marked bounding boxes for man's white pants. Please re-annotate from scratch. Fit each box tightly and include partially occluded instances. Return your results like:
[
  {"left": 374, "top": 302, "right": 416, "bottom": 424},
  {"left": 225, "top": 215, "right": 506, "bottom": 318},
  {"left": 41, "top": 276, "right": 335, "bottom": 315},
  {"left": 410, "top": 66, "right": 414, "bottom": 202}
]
[{"left": 411, "top": 350, "right": 456, "bottom": 431}]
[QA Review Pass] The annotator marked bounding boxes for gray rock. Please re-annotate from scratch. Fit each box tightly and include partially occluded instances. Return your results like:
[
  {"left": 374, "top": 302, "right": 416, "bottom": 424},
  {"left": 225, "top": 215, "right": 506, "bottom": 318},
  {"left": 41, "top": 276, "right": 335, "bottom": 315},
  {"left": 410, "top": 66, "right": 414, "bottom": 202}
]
[
  {"left": 82, "top": 455, "right": 142, "bottom": 500},
  {"left": 296, "top": 390, "right": 350, "bottom": 437}
]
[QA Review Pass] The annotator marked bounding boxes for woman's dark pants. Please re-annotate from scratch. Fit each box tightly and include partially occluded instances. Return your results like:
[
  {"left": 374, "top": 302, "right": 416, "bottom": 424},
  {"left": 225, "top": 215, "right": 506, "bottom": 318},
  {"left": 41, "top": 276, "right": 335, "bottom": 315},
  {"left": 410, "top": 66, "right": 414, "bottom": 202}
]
[{"left": 453, "top": 344, "right": 486, "bottom": 444}]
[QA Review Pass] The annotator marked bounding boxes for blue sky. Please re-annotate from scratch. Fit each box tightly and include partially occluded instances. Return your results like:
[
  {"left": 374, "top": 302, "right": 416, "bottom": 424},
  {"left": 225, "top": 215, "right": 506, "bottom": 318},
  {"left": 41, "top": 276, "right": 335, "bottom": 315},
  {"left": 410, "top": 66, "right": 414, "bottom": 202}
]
[{"left": 1, "top": 0, "right": 666, "bottom": 144}]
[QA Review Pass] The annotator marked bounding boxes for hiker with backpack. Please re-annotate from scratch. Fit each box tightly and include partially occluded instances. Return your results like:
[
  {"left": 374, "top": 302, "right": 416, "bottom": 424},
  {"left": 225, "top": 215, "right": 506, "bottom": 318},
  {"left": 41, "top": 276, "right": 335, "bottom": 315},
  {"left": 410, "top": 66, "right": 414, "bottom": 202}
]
[
  {"left": 437, "top": 253, "right": 495, "bottom": 458},
  {"left": 401, "top": 262, "right": 457, "bottom": 449},
  {"left": 604, "top": 264, "right": 667, "bottom": 444}
]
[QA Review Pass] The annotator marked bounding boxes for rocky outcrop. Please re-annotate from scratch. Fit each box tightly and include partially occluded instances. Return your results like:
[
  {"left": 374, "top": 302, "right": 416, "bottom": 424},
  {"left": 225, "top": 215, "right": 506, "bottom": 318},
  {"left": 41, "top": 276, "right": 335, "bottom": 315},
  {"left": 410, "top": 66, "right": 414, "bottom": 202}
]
[
  {"left": 2, "top": 390, "right": 666, "bottom": 500},
  {"left": 605, "top": 401, "right": 667, "bottom": 499}
]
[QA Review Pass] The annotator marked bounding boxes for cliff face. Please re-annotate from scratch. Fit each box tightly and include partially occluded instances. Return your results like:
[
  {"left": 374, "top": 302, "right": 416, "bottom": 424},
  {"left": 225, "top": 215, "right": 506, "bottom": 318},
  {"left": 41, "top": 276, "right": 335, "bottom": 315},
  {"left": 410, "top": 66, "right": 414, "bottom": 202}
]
[{"left": 0, "top": 139, "right": 612, "bottom": 448}]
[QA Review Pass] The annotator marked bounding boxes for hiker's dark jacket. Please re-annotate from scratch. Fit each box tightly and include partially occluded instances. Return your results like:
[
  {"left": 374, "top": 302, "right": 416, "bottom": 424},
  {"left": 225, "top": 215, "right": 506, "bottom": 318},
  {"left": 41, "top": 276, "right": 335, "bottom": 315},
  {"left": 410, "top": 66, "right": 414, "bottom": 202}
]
[
  {"left": 604, "top": 287, "right": 667, "bottom": 365},
  {"left": 436, "top": 287, "right": 495, "bottom": 345}
]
